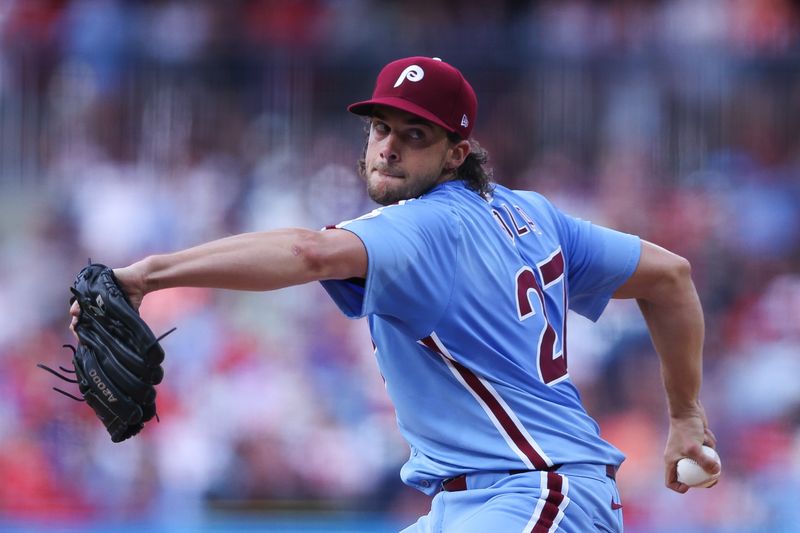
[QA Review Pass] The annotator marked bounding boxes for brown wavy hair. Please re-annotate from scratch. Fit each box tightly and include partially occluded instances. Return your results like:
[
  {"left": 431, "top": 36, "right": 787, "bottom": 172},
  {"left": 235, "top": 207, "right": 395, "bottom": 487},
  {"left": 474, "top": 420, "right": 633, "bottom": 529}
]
[{"left": 448, "top": 132, "right": 495, "bottom": 198}]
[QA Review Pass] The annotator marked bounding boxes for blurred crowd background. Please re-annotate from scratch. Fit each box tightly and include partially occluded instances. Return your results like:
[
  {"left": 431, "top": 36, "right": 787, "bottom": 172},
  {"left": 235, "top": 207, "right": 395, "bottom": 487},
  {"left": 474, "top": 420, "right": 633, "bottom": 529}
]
[{"left": 1, "top": 0, "right": 799, "bottom": 532}]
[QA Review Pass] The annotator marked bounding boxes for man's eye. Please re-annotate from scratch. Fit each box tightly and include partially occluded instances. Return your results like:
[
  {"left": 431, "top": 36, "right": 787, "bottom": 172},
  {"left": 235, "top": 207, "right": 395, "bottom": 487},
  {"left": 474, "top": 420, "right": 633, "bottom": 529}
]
[
  {"left": 373, "top": 122, "right": 389, "bottom": 134},
  {"left": 408, "top": 129, "right": 425, "bottom": 140}
]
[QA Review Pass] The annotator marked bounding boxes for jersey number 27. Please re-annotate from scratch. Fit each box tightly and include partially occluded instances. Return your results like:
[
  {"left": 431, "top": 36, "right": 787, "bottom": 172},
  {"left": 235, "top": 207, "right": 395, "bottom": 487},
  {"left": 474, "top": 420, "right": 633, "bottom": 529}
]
[{"left": 515, "top": 248, "right": 568, "bottom": 385}]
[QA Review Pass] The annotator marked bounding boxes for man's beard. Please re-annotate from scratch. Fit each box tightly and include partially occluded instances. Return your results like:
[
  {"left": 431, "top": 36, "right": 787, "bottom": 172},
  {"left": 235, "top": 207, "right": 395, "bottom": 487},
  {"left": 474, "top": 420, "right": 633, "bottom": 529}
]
[
  {"left": 366, "top": 165, "right": 442, "bottom": 206},
  {"left": 368, "top": 178, "right": 419, "bottom": 205}
]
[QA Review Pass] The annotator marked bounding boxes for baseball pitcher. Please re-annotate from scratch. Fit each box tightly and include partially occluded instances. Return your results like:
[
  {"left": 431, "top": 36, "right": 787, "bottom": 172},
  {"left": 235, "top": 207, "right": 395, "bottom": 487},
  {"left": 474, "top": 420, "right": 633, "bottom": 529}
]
[{"left": 67, "top": 57, "right": 719, "bottom": 532}]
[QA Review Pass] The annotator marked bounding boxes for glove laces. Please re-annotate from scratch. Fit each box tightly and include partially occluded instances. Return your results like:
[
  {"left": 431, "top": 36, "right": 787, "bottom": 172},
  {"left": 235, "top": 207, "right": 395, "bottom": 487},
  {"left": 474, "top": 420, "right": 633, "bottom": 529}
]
[{"left": 37, "top": 344, "right": 85, "bottom": 402}]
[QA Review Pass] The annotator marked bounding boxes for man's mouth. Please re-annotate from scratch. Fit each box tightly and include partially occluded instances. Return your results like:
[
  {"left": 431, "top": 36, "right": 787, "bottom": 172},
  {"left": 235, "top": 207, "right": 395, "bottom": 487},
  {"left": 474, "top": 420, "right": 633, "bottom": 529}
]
[{"left": 374, "top": 167, "right": 404, "bottom": 179}]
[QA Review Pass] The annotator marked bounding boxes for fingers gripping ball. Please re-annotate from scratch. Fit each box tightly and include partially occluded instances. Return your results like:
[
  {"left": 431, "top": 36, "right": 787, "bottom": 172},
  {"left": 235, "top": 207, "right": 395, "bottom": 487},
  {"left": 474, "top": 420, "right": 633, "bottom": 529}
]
[
  {"left": 39, "top": 263, "right": 175, "bottom": 443},
  {"left": 677, "top": 445, "right": 721, "bottom": 488}
]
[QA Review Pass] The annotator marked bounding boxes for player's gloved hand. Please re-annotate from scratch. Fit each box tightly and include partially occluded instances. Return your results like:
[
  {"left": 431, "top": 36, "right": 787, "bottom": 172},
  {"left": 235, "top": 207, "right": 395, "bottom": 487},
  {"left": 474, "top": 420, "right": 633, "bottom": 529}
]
[
  {"left": 44, "top": 262, "right": 174, "bottom": 442},
  {"left": 69, "top": 263, "right": 148, "bottom": 336}
]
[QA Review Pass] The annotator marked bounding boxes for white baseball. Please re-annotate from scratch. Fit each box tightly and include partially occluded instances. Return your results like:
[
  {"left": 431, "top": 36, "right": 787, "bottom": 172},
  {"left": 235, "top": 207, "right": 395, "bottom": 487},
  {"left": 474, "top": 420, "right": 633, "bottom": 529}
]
[{"left": 676, "top": 445, "right": 721, "bottom": 488}]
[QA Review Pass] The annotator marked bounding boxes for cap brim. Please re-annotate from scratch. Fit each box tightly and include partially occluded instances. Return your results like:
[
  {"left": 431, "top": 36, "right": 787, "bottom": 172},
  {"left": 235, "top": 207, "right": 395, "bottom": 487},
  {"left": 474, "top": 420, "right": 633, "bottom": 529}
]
[{"left": 348, "top": 97, "right": 456, "bottom": 133}]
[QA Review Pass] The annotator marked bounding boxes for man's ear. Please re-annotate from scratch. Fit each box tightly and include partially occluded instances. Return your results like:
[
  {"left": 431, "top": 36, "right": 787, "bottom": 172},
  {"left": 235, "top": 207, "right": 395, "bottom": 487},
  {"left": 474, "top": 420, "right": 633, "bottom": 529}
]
[{"left": 446, "top": 139, "right": 471, "bottom": 170}]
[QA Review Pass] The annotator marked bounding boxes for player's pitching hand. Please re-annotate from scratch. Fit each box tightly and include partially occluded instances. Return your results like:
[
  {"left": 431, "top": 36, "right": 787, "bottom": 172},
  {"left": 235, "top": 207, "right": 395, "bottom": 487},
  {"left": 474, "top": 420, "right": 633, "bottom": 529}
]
[{"left": 664, "top": 406, "right": 719, "bottom": 493}]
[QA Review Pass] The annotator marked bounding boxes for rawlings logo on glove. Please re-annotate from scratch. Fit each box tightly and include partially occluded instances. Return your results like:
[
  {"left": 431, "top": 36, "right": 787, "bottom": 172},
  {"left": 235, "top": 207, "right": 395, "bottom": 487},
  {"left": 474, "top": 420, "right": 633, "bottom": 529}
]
[{"left": 38, "top": 263, "right": 175, "bottom": 442}]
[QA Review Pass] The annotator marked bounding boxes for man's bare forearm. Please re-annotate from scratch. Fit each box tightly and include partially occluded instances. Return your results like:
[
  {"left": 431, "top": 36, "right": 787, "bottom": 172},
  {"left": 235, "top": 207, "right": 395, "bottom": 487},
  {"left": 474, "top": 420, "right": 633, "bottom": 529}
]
[
  {"left": 136, "top": 228, "right": 366, "bottom": 294},
  {"left": 637, "top": 276, "right": 705, "bottom": 418}
]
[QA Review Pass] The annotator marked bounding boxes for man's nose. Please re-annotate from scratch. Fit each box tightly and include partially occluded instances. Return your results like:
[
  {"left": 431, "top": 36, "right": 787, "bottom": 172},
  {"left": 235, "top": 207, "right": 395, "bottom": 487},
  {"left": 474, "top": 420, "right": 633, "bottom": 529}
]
[{"left": 380, "top": 134, "right": 400, "bottom": 162}]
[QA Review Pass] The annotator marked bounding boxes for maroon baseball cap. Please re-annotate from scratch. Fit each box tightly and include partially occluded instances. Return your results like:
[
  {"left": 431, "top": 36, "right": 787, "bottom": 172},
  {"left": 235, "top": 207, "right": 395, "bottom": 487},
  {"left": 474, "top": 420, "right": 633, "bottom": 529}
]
[{"left": 348, "top": 56, "right": 477, "bottom": 139}]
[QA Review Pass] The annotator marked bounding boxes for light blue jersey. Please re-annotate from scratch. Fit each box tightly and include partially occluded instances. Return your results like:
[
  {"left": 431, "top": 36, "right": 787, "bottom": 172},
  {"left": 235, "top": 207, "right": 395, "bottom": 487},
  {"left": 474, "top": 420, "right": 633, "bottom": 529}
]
[{"left": 322, "top": 180, "right": 640, "bottom": 496}]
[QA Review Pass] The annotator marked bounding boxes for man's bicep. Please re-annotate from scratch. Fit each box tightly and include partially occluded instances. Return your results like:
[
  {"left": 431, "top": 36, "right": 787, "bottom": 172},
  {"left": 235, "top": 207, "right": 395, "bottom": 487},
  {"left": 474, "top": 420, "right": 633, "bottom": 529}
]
[{"left": 318, "top": 228, "right": 368, "bottom": 280}]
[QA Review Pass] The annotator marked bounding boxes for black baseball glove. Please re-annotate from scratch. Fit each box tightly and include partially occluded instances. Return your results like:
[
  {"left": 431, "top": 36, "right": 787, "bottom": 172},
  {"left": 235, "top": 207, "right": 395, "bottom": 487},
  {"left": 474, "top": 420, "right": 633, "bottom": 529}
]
[{"left": 39, "top": 263, "right": 174, "bottom": 442}]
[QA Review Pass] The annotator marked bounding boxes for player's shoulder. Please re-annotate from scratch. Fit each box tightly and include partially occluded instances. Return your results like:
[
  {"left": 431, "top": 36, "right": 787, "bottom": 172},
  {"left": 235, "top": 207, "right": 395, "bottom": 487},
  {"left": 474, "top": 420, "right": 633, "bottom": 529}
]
[
  {"left": 336, "top": 191, "right": 456, "bottom": 231},
  {"left": 397, "top": 181, "right": 474, "bottom": 218},
  {"left": 423, "top": 180, "right": 562, "bottom": 224},
  {"left": 491, "top": 183, "right": 559, "bottom": 216}
]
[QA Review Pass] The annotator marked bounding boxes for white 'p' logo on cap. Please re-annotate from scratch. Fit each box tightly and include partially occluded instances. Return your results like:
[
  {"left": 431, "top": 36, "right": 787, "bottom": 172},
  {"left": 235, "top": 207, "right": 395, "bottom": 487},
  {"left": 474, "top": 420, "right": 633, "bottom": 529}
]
[{"left": 394, "top": 65, "right": 425, "bottom": 88}]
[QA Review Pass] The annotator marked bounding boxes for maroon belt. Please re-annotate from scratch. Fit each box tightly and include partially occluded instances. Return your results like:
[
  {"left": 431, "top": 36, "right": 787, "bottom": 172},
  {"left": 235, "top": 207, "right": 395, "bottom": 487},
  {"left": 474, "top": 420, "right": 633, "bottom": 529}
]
[{"left": 441, "top": 464, "right": 617, "bottom": 492}]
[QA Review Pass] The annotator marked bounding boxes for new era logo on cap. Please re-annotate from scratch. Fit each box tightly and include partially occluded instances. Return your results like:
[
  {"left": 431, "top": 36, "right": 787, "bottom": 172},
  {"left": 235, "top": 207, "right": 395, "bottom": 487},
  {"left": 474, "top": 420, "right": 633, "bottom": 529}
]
[{"left": 348, "top": 56, "right": 478, "bottom": 139}]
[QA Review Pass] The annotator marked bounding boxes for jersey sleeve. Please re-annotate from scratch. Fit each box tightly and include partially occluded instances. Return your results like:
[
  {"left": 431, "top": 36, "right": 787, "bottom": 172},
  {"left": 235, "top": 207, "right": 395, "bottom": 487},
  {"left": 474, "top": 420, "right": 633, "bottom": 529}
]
[
  {"left": 321, "top": 200, "right": 460, "bottom": 338},
  {"left": 548, "top": 203, "right": 641, "bottom": 321}
]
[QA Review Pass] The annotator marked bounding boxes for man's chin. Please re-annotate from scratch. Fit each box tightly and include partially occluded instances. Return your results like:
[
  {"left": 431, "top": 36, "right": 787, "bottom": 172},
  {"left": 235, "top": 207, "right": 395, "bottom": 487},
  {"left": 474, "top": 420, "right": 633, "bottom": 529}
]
[
  {"left": 367, "top": 186, "right": 399, "bottom": 206},
  {"left": 367, "top": 178, "right": 404, "bottom": 205}
]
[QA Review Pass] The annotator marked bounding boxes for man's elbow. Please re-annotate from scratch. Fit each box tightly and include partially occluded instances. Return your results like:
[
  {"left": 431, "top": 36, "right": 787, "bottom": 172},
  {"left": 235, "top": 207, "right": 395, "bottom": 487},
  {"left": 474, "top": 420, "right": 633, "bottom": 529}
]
[
  {"left": 665, "top": 253, "right": 692, "bottom": 285},
  {"left": 646, "top": 251, "right": 695, "bottom": 304},
  {"left": 292, "top": 230, "right": 331, "bottom": 278},
  {"left": 617, "top": 240, "right": 697, "bottom": 302}
]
